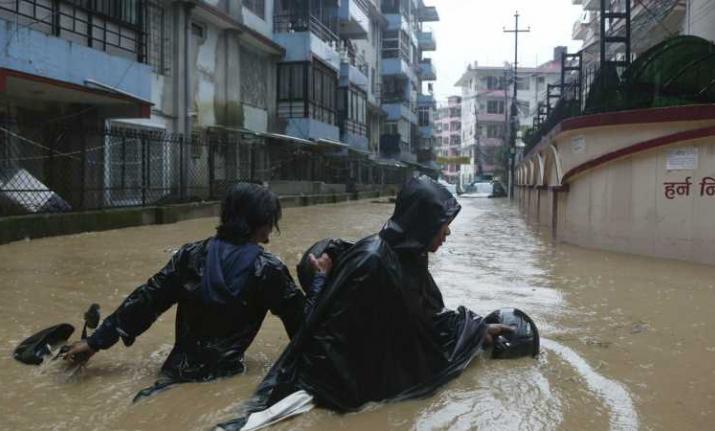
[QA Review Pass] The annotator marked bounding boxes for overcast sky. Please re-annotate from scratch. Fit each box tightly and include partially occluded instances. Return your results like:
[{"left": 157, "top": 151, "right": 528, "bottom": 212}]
[{"left": 424, "top": 0, "right": 584, "bottom": 102}]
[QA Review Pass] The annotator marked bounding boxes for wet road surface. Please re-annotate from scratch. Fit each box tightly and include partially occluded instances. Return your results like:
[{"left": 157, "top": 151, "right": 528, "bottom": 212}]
[{"left": 1, "top": 197, "right": 714, "bottom": 430}]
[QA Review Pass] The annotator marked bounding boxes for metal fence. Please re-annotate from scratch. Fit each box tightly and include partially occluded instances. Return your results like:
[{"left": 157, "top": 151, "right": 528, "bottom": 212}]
[{"left": 0, "top": 122, "right": 409, "bottom": 217}]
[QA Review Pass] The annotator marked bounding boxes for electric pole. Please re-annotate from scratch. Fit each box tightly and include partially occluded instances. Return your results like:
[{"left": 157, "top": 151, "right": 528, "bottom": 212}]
[{"left": 503, "top": 11, "right": 530, "bottom": 200}]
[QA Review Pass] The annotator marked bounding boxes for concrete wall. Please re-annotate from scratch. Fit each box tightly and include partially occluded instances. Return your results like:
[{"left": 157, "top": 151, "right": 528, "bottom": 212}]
[
  {"left": 516, "top": 106, "right": 715, "bottom": 265},
  {"left": 0, "top": 18, "right": 151, "bottom": 100},
  {"left": 684, "top": 0, "right": 715, "bottom": 43},
  {"left": 273, "top": 32, "right": 341, "bottom": 71},
  {"left": 286, "top": 118, "right": 341, "bottom": 141},
  {"left": 0, "top": 190, "right": 393, "bottom": 245}
]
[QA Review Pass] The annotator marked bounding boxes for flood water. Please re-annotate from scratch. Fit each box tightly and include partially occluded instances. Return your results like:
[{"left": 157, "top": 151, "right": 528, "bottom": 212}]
[{"left": 1, "top": 197, "right": 714, "bottom": 431}]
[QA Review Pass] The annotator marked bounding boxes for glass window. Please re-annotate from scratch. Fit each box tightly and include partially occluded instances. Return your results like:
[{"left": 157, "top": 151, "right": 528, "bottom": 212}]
[
  {"left": 244, "top": 0, "right": 265, "bottom": 18},
  {"left": 487, "top": 100, "right": 505, "bottom": 114}
]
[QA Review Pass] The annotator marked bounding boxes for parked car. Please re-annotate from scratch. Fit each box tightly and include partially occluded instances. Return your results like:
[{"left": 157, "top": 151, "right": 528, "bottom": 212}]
[{"left": 462, "top": 181, "right": 506, "bottom": 198}]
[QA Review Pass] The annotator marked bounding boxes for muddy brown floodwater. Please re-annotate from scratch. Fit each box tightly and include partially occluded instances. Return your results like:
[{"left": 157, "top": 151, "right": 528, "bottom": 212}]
[{"left": 1, "top": 198, "right": 714, "bottom": 431}]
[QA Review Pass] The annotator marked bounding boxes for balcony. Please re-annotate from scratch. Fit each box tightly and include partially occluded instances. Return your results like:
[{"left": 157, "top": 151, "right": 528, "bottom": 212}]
[
  {"left": 339, "top": 0, "right": 370, "bottom": 39},
  {"left": 573, "top": 20, "right": 587, "bottom": 40},
  {"left": 339, "top": 62, "right": 369, "bottom": 88},
  {"left": 478, "top": 112, "right": 506, "bottom": 122},
  {"left": 382, "top": 102, "right": 417, "bottom": 124},
  {"left": 418, "top": 59, "right": 436, "bottom": 81},
  {"left": 380, "top": 134, "right": 402, "bottom": 155},
  {"left": 273, "top": 13, "right": 340, "bottom": 69},
  {"left": 583, "top": 0, "right": 600, "bottom": 11},
  {"left": 340, "top": 117, "right": 369, "bottom": 152},
  {"left": 417, "top": 93, "right": 436, "bottom": 107},
  {"left": 0, "top": 14, "right": 151, "bottom": 119},
  {"left": 419, "top": 125, "right": 434, "bottom": 139},
  {"left": 338, "top": 43, "right": 369, "bottom": 87},
  {"left": 382, "top": 58, "right": 418, "bottom": 84},
  {"left": 384, "top": 11, "right": 410, "bottom": 32},
  {"left": 418, "top": 31, "right": 436, "bottom": 51},
  {"left": 417, "top": 6, "right": 440, "bottom": 22}
]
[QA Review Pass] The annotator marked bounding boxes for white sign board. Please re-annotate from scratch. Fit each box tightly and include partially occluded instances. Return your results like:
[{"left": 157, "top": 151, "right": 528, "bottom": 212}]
[
  {"left": 666, "top": 147, "right": 698, "bottom": 171},
  {"left": 571, "top": 136, "right": 586, "bottom": 154}
]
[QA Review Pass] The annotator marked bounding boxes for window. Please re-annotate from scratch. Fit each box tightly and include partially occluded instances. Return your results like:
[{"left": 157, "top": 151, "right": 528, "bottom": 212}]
[
  {"left": 244, "top": 0, "right": 265, "bottom": 19},
  {"left": 487, "top": 124, "right": 505, "bottom": 138},
  {"left": 338, "top": 86, "right": 367, "bottom": 135},
  {"left": 450, "top": 122, "right": 461, "bottom": 132},
  {"left": 487, "top": 100, "right": 505, "bottom": 114},
  {"left": 381, "top": 30, "right": 409, "bottom": 61},
  {"left": 67, "top": 0, "right": 142, "bottom": 26},
  {"left": 384, "top": 122, "right": 399, "bottom": 135},
  {"left": 517, "top": 101, "right": 530, "bottom": 116},
  {"left": 382, "top": 76, "right": 405, "bottom": 103},
  {"left": 147, "top": 2, "right": 171, "bottom": 75},
  {"left": 485, "top": 76, "right": 506, "bottom": 90},
  {"left": 241, "top": 47, "right": 269, "bottom": 108},
  {"left": 418, "top": 106, "right": 430, "bottom": 127},
  {"left": 310, "top": 61, "right": 337, "bottom": 124},
  {"left": 516, "top": 76, "right": 530, "bottom": 90},
  {"left": 277, "top": 60, "right": 337, "bottom": 124}
]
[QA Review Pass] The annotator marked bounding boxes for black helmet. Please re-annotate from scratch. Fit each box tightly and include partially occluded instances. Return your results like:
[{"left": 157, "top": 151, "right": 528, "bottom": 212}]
[
  {"left": 296, "top": 238, "right": 352, "bottom": 292},
  {"left": 13, "top": 323, "right": 75, "bottom": 365},
  {"left": 484, "top": 308, "right": 540, "bottom": 359}
]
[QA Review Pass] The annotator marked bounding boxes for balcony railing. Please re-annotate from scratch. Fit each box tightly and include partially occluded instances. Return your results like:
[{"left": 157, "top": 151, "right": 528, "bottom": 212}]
[
  {"left": 338, "top": 42, "right": 369, "bottom": 76},
  {"left": 340, "top": 117, "right": 368, "bottom": 137},
  {"left": 0, "top": 0, "right": 147, "bottom": 61},
  {"left": 274, "top": 13, "right": 339, "bottom": 45},
  {"left": 354, "top": 0, "right": 370, "bottom": 15}
]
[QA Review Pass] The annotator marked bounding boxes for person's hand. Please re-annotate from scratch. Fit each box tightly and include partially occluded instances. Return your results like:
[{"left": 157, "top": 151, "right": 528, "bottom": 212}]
[
  {"left": 308, "top": 253, "right": 333, "bottom": 275},
  {"left": 62, "top": 340, "right": 96, "bottom": 365},
  {"left": 484, "top": 324, "right": 515, "bottom": 346}
]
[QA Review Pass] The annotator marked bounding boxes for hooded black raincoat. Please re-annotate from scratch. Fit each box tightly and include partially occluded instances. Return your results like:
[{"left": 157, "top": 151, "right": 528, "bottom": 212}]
[
  {"left": 218, "top": 176, "right": 488, "bottom": 429},
  {"left": 87, "top": 238, "right": 324, "bottom": 399}
]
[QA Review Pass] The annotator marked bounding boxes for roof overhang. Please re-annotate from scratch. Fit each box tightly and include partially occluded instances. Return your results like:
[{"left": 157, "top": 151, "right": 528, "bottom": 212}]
[
  {"left": 0, "top": 68, "right": 151, "bottom": 118},
  {"left": 193, "top": 3, "right": 284, "bottom": 56},
  {"left": 264, "top": 132, "right": 315, "bottom": 147}
]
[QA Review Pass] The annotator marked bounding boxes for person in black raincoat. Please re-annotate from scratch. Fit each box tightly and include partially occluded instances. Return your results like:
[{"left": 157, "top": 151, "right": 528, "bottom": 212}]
[
  {"left": 63, "top": 183, "right": 332, "bottom": 401},
  {"left": 218, "top": 176, "right": 513, "bottom": 430}
]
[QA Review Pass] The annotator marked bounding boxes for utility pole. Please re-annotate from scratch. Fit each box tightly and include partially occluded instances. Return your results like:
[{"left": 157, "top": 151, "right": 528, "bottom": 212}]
[
  {"left": 503, "top": 11, "right": 529, "bottom": 200},
  {"left": 474, "top": 101, "right": 482, "bottom": 179}
]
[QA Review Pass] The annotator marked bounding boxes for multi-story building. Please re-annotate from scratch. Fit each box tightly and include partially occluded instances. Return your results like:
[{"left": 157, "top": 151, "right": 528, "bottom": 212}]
[
  {"left": 434, "top": 96, "right": 462, "bottom": 183},
  {"left": 0, "top": 1, "right": 439, "bottom": 214},
  {"left": 455, "top": 52, "right": 562, "bottom": 185},
  {"left": 571, "top": 0, "right": 714, "bottom": 72},
  {"left": 379, "top": 0, "right": 438, "bottom": 163}
]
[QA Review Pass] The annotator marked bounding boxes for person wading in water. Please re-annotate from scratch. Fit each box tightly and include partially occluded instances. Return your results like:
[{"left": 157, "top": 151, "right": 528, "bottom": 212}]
[
  {"left": 217, "top": 176, "right": 514, "bottom": 430},
  {"left": 63, "top": 183, "right": 331, "bottom": 401}
]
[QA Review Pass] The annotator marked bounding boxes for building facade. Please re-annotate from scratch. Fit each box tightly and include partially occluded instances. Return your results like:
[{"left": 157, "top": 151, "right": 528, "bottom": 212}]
[
  {"left": 0, "top": 1, "right": 439, "bottom": 215},
  {"left": 571, "top": 0, "right": 714, "bottom": 72},
  {"left": 455, "top": 54, "right": 561, "bottom": 186},
  {"left": 379, "top": 0, "right": 438, "bottom": 163},
  {"left": 434, "top": 96, "right": 461, "bottom": 183}
]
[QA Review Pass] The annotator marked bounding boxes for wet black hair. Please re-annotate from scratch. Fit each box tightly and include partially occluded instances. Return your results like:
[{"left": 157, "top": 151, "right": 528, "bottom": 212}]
[{"left": 216, "top": 183, "right": 282, "bottom": 244}]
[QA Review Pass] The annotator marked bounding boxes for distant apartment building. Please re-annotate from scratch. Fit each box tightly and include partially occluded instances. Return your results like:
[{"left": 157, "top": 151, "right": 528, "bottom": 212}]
[
  {"left": 434, "top": 96, "right": 462, "bottom": 183},
  {"left": 380, "top": 0, "right": 439, "bottom": 163},
  {"left": 455, "top": 52, "right": 562, "bottom": 185},
  {"left": 571, "top": 0, "right": 715, "bottom": 71}
]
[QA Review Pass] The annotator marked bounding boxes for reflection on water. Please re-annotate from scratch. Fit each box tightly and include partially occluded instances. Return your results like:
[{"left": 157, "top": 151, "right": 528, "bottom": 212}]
[{"left": 1, "top": 198, "right": 714, "bottom": 430}]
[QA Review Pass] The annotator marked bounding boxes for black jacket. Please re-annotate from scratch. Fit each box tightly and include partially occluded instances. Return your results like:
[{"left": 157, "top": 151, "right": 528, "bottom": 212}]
[
  {"left": 218, "top": 176, "right": 488, "bottom": 429},
  {"left": 88, "top": 238, "right": 320, "bottom": 383}
]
